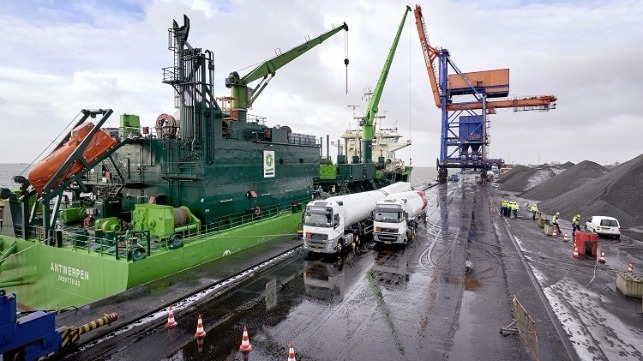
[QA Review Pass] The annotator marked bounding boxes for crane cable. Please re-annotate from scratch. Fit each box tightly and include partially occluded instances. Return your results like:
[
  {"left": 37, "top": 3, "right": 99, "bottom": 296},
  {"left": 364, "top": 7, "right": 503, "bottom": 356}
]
[
  {"left": 344, "top": 30, "right": 349, "bottom": 94},
  {"left": 22, "top": 113, "right": 82, "bottom": 176},
  {"left": 408, "top": 14, "right": 413, "bottom": 167}
]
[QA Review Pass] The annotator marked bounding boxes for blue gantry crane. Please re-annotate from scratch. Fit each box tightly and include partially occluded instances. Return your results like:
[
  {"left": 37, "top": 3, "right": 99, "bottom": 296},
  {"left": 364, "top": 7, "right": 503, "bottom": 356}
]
[{"left": 413, "top": 5, "right": 557, "bottom": 183}]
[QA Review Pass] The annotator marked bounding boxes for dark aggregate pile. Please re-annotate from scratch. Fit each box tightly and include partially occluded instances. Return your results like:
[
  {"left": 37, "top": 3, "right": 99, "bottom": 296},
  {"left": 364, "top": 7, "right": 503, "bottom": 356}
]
[
  {"left": 537, "top": 153, "right": 643, "bottom": 228},
  {"left": 520, "top": 160, "right": 609, "bottom": 201},
  {"left": 496, "top": 165, "right": 537, "bottom": 191},
  {"left": 498, "top": 164, "right": 563, "bottom": 192}
]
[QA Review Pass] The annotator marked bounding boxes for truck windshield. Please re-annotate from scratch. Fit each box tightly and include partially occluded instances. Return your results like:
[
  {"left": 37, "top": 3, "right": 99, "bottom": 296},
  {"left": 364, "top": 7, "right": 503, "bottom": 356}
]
[
  {"left": 374, "top": 211, "right": 401, "bottom": 223},
  {"left": 304, "top": 211, "right": 332, "bottom": 227}
]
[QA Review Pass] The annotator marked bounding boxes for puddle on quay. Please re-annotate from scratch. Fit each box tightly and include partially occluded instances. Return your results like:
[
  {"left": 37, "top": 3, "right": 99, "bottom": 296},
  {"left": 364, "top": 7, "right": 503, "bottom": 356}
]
[
  {"left": 440, "top": 270, "right": 461, "bottom": 285},
  {"left": 464, "top": 274, "right": 480, "bottom": 290}
]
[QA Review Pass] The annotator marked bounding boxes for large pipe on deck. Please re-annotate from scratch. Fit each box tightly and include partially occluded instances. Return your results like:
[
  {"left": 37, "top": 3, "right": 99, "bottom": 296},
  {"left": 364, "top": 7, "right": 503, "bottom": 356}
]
[
  {"left": 79, "top": 312, "right": 118, "bottom": 336},
  {"left": 61, "top": 312, "right": 118, "bottom": 348}
]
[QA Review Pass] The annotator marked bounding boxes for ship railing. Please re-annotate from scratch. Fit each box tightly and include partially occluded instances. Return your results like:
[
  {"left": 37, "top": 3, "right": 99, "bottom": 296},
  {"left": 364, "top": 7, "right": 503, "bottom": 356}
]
[
  {"left": 246, "top": 114, "right": 267, "bottom": 125},
  {"left": 172, "top": 197, "right": 307, "bottom": 244},
  {"left": 24, "top": 197, "right": 308, "bottom": 260},
  {"left": 47, "top": 227, "right": 151, "bottom": 261},
  {"left": 289, "top": 133, "right": 318, "bottom": 147}
]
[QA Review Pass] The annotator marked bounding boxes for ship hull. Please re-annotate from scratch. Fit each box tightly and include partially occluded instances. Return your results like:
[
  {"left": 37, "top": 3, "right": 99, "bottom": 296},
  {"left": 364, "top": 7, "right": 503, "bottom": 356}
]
[{"left": 0, "top": 211, "right": 300, "bottom": 310}]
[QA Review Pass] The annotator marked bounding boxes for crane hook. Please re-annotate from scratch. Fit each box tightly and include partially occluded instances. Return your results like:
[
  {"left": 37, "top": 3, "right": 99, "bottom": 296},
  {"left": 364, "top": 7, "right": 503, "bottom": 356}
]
[
  {"left": 344, "top": 58, "right": 349, "bottom": 94},
  {"left": 344, "top": 31, "right": 349, "bottom": 94}
]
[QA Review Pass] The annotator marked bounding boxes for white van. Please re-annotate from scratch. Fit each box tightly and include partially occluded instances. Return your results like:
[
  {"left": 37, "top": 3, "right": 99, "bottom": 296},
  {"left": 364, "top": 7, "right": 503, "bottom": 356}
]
[{"left": 585, "top": 216, "right": 620, "bottom": 240}]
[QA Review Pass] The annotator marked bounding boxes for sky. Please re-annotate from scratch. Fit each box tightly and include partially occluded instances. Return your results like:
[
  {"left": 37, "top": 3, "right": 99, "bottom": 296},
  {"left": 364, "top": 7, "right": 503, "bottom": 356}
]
[{"left": 1, "top": 0, "right": 641, "bottom": 167}]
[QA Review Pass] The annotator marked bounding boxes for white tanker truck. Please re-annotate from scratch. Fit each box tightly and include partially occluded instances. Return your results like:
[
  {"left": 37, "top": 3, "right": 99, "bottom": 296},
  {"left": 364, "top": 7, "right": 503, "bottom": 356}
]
[
  {"left": 373, "top": 190, "right": 427, "bottom": 245},
  {"left": 302, "top": 182, "right": 412, "bottom": 254}
]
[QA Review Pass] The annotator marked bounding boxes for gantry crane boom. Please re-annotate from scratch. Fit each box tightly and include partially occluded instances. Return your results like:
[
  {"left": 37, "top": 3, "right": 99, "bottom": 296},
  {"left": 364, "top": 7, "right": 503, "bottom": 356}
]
[
  {"left": 447, "top": 95, "right": 557, "bottom": 112},
  {"left": 413, "top": 4, "right": 441, "bottom": 107},
  {"left": 225, "top": 22, "right": 348, "bottom": 122},
  {"left": 414, "top": 5, "right": 557, "bottom": 113},
  {"left": 361, "top": 6, "right": 411, "bottom": 164}
]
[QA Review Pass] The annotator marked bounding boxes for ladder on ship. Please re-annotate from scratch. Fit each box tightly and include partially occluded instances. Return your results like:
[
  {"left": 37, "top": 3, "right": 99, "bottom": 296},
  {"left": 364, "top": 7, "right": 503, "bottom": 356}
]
[
  {"left": 339, "top": 180, "right": 351, "bottom": 195},
  {"left": 99, "top": 153, "right": 126, "bottom": 197}
]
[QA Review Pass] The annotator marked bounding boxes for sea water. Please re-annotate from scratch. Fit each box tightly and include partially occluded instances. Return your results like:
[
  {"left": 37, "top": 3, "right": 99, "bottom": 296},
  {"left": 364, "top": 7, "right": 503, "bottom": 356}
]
[{"left": 0, "top": 164, "right": 31, "bottom": 189}]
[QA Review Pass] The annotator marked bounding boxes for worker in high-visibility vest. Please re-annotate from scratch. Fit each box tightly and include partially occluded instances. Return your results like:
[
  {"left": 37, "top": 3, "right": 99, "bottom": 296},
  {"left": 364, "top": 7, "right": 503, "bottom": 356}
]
[
  {"left": 510, "top": 201, "right": 519, "bottom": 218},
  {"left": 571, "top": 213, "right": 581, "bottom": 239},
  {"left": 501, "top": 200, "right": 508, "bottom": 216},
  {"left": 551, "top": 212, "right": 562, "bottom": 234},
  {"left": 529, "top": 203, "right": 538, "bottom": 221}
]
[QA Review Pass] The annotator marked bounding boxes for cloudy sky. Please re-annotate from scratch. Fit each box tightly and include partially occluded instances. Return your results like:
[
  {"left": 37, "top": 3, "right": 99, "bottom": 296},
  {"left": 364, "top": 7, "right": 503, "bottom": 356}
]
[{"left": 1, "top": 0, "right": 641, "bottom": 167}]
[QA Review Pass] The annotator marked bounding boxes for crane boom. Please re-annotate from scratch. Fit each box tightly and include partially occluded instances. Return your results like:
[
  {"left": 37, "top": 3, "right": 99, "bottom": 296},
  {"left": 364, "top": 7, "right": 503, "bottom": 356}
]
[
  {"left": 447, "top": 95, "right": 557, "bottom": 112},
  {"left": 413, "top": 5, "right": 441, "bottom": 107},
  {"left": 361, "top": 6, "right": 411, "bottom": 164},
  {"left": 225, "top": 22, "right": 348, "bottom": 122}
]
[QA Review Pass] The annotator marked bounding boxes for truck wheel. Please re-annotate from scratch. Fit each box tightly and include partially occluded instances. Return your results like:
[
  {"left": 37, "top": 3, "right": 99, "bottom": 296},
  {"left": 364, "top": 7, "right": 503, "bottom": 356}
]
[{"left": 336, "top": 242, "right": 343, "bottom": 254}]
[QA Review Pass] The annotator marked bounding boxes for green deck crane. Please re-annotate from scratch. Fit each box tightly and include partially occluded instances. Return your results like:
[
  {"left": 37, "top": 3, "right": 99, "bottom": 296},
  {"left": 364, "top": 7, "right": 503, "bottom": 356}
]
[
  {"left": 361, "top": 6, "right": 411, "bottom": 164},
  {"left": 225, "top": 22, "right": 349, "bottom": 123}
]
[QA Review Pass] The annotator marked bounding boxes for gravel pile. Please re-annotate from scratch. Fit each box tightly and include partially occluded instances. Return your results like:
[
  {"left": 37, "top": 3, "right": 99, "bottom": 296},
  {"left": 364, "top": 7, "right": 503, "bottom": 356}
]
[
  {"left": 538, "top": 153, "right": 643, "bottom": 228},
  {"left": 520, "top": 160, "right": 609, "bottom": 201},
  {"left": 498, "top": 164, "right": 567, "bottom": 192}
]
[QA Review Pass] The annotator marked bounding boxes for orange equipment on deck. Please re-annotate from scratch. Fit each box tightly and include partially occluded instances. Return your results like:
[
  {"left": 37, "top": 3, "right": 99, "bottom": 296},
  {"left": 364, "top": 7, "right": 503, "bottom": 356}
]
[{"left": 28, "top": 122, "right": 117, "bottom": 194}]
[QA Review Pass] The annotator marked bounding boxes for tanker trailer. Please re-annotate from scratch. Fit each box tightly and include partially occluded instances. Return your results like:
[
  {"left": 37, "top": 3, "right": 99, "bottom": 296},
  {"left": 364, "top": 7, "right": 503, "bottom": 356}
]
[
  {"left": 373, "top": 190, "right": 427, "bottom": 245},
  {"left": 302, "top": 182, "right": 411, "bottom": 254}
]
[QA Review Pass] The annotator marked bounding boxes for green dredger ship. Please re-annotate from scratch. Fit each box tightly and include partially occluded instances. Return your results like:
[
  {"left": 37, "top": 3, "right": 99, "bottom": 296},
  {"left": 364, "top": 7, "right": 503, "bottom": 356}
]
[{"left": 0, "top": 15, "right": 410, "bottom": 310}]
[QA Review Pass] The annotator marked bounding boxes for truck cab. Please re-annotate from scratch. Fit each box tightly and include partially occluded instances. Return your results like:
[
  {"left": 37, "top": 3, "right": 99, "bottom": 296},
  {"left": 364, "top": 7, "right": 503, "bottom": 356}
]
[
  {"left": 302, "top": 200, "right": 355, "bottom": 254},
  {"left": 373, "top": 202, "right": 410, "bottom": 244},
  {"left": 373, "top": 190, "right": 427, "bottom": 245}
]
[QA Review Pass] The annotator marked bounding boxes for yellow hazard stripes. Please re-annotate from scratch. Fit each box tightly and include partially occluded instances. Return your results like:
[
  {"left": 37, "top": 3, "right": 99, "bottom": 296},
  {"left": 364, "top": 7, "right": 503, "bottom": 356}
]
[
  {"left": 60, "top": 327, "right": 81, "bottom": 348},
  {"left": 59, "top": 312, "right": 118, "bottom": 349}
]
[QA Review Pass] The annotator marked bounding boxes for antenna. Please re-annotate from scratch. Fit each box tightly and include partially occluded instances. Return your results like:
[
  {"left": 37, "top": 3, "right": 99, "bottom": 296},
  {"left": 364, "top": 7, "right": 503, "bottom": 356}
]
[{"left": 347, "top": 104, "right": 360, "bottom": 117}]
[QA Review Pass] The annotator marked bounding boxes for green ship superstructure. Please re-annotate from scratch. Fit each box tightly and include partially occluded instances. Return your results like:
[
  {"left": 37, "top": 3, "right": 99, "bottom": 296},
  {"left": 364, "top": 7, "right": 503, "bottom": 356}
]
[
  {"left": 315, "top": 6, "right": 413, "bottom": 195},
  {"left": 0, "top": 15, "right": 349, "bottom": 310}
]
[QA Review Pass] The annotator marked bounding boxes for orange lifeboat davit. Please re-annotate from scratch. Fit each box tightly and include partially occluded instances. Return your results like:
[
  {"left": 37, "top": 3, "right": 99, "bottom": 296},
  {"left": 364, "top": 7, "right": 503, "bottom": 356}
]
[{"left": 28, "top": 122, "right": 118, "bottom": 194}]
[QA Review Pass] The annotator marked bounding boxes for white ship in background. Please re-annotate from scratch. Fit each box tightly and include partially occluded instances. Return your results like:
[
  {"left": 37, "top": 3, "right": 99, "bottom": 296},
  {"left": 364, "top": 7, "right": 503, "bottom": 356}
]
[
  {"left": 334, "top": 94, "right": 412, "bottom": 177},
  {"left": 336, "top": 125, "right": 412, "bottom": 172}
]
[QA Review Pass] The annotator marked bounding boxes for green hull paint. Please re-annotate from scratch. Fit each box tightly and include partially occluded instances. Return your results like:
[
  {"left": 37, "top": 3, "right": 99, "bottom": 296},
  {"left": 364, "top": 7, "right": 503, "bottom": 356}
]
[{"left": 0, "top": 211, "right": 300, "bottom": 310}]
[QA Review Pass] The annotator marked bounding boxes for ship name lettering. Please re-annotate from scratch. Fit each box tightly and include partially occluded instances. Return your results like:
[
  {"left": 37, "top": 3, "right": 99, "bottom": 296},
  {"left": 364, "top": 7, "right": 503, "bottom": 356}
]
[
  {"left": 57, "top": 275, "right": 81, "bottom": 286},
  {"left": 50, "top": 262, "right": 89, "bottom": 281}
]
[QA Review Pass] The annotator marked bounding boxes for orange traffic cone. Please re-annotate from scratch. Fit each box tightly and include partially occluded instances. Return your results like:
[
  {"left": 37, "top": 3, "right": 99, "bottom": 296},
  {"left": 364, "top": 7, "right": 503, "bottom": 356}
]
[
  {"left": 239, "top": 324, "right": 252, "bottom": 352},
  {"left": 552, "top": 229, "right": 557, "bottom": 237},
  {"left": 287, "top": 341, "right": 296, "bottom": 361},
  {"left": 598, "top": 252, "right": 606, "bottom": 264},
  {"left": 563, "top": 233, "right": 569, "bottom": 242},
  {"left": 572, "top": 246, "right": 579, "bottom": 258},
  {"left": 165, "top": 305, "right": 178, "bottom": 328},
  {"left": 627, "top": 263, "right": 633, "bottom": 273},
  {"left": 194, "top": 313, "right": 206, "bottom": 338}
]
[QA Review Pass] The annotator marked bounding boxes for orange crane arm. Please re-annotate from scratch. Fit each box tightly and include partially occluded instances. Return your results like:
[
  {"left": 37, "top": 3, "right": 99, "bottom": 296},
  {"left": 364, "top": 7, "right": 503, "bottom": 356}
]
[
  {"left": 414, "top": 5, "right": 441, "bottom": 107},
  {"left": 446, "top": 95, "right": 557, "bottom": 112}
]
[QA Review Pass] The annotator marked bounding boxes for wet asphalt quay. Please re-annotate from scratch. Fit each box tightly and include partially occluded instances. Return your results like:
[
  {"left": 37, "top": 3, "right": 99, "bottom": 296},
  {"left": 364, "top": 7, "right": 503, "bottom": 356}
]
[
  {"left": 57, "top": 174, "right": 643, "bottom": 361},
  {"left": 496, "top": 189, "right": 643, "bottom": 361}
]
